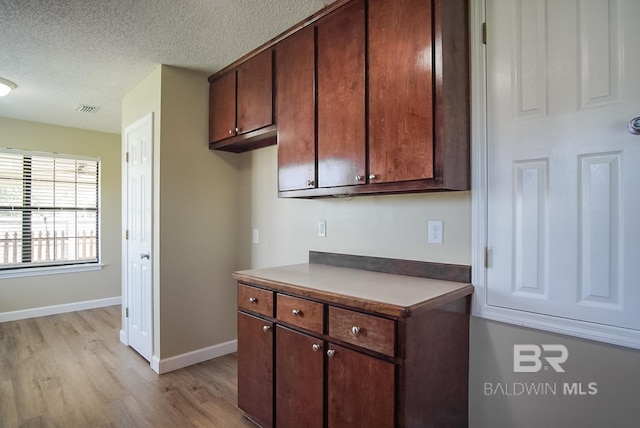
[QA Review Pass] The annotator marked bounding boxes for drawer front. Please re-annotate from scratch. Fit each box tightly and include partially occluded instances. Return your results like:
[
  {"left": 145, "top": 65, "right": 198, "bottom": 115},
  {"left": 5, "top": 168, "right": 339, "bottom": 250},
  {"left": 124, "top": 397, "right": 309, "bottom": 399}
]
[
  {"left": 238, "top": 283, "right": 274, "bottom": 317},
  {"left": 277, "top": 294, "right": 324, "bottom": 334},
  {"left": 328, "top": 306, "right": 395, "bottom": 357}
]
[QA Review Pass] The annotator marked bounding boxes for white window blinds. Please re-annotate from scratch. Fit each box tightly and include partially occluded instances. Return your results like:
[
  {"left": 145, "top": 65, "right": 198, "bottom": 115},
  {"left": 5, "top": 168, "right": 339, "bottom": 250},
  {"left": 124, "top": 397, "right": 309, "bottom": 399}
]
[{"left": 0, "top": 149, "right": 99, "bottom": 269}]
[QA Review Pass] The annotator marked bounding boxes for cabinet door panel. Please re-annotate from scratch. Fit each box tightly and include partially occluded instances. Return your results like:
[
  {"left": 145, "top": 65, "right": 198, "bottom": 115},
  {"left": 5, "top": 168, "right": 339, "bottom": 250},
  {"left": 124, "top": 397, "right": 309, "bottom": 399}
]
[
  {"left": 237, "top": 49, "right": 273, "bottom": 134},
  {"left": 327, "top": 344, "right": 394, "bottom": 427},
  {"left": 209, "top": 71, "right": 236, "bottom": 143},
  {"left": 368, "top": 0, "right": 434, "bottom": 183},
  {"left": 275, "top": 326, "right": 324, "bottom": 428},
  {"left": 317, "top": 0, "right": 366, "bottom": 188},
  {"left": 276, "top": 27, "right": 316, "bottom": 191},
  {"left": 237, "top": 312, "right": 273, "bottom": 428}
]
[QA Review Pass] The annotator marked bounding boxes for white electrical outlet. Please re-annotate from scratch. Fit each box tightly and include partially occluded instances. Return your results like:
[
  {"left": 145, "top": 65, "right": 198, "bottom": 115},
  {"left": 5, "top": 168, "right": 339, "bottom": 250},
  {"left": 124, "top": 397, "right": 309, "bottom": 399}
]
[
  {"left": 318, "top": 220, "right": 327, "bottom": 237},
  {"left": 428, "top": 220, "right": 443, "bottom": 244},
  {"left": 252, "top": 229, "right": 259, "bottom": 244}
]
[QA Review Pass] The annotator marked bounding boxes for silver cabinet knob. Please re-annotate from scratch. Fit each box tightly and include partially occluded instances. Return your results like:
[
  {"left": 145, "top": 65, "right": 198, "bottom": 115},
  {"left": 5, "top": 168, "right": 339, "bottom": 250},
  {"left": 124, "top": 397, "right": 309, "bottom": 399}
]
[
  {"left": 140, "top": 252, "right": 150, "bottom": 259},
  {"left": 228, "top": 129, "right": 234, "bottom": 135},
  {"left": 306, "top": 179, "right": 315, "bottom": 187},
  {"left": 326, "top": 349, "right": 336, "bottom": 357},
  {"left": 368, "top": 173, "right": 376, "bottom": 180},
  {"left": 249, "top": 297, "right": 257, "bottom": 303},
  {"left": 355, "top": 175, "right": 363, "bottom": 182},
  {"left": 351, "top": 326, "right": 361, "bottom": 335},
  {"left": 235, "top": 127, "right": 241, "bottom": 133},
  {"left": 312, "top": 343, "right": 321, "bottom": 352},
  {"left": 262, "top": 325, "right": 271, "bottom": 332},
  {"left": 292, "top": 309, "right": 301, "bottom": 316}
]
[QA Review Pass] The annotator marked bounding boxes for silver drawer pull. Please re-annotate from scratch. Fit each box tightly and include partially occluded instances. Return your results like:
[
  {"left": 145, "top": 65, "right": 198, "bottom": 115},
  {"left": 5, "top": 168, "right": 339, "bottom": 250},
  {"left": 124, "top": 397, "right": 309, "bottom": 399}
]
[
  {"left": 327, "top": 349, "right": 336, "bottom": 357},
  {"left": 262, "top": 325, "right": 271, "bottom": 332},
  {"left": 351, "top": 326, "right": 361, "bottom": 335},
  {"left": 249, "top": 297, "right": 257, "bottom": 303},
  {"left": 312, "top": 343, "right": 321, "bottom": 352},
  {"left": 292, "top": 309, "right": 301, "bottom": 316}
]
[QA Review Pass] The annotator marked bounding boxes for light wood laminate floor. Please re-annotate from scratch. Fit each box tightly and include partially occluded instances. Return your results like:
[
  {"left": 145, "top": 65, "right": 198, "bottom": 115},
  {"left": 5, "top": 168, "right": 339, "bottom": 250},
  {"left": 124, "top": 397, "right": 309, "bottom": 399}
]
[{"left": 0, "top": 305, "right": 254, "bottom": 428}]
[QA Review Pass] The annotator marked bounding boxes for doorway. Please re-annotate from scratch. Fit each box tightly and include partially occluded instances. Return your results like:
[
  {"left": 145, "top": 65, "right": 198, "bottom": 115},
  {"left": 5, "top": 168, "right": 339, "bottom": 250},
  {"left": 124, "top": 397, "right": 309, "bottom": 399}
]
[{"left": 121, "top": 113, "right": 154, "bottom": 361}]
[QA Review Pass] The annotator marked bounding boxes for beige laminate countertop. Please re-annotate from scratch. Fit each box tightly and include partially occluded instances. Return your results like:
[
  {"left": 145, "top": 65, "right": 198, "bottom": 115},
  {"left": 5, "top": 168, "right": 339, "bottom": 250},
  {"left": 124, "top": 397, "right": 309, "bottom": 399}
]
[{"left": 233, "top": 263, "right": 473, "bottom": 317}]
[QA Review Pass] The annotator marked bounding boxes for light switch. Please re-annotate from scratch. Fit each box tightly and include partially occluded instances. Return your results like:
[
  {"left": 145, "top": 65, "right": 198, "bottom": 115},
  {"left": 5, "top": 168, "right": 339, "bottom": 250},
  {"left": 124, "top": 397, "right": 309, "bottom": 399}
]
[{"left": 318, "top": 220, "right": 327, "bottom": 237}]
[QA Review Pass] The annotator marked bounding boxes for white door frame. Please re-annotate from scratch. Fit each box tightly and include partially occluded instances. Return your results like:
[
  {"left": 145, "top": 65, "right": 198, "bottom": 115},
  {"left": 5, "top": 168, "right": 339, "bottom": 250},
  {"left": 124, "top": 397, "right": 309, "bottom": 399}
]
[
  {"left": 120, "top": 112, "right": 154, "bottom": 359},
  {"left": 470, "top": 0, "right": 640, "bottom": 349}
]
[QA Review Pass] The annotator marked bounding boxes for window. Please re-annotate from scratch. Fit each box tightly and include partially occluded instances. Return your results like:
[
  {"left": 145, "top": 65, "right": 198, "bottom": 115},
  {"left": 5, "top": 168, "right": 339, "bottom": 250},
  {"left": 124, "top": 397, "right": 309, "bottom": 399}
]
[{"left": 0, "top": 149, "right": 99, "bottom": 271}]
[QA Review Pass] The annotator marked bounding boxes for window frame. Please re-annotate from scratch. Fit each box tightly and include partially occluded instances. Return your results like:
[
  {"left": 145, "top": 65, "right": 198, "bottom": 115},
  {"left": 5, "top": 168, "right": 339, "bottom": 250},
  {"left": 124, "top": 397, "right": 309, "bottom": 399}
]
[{"left": 0, "top": 148, "right": 102, "bottom": 277}]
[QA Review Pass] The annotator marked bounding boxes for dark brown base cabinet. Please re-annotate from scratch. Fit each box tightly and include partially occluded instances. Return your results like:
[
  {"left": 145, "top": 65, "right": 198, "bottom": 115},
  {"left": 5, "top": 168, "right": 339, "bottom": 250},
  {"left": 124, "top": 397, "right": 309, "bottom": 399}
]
[{"left": 234, "top": 265, "right": 472, "bottom": 428}]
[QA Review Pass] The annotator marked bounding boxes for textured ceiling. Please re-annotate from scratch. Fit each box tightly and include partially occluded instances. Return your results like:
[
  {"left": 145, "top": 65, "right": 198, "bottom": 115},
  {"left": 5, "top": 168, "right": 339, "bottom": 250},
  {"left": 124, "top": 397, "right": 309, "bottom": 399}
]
[{"left": 0, "top": 0, "right": 335, "bottom": 134}]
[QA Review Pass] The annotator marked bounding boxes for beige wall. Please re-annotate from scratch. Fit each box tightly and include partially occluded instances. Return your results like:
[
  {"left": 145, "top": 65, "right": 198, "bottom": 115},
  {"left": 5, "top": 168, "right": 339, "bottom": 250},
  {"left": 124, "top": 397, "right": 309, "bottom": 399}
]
[
  {"left": 0, "top": 117, "right": 121, "bottom": 312},
  {"left": 122, "top": 65, "right": 239, "bottom": 360},
  {"left": 236, "top": 146, "right": 472, "bottom": 269}
]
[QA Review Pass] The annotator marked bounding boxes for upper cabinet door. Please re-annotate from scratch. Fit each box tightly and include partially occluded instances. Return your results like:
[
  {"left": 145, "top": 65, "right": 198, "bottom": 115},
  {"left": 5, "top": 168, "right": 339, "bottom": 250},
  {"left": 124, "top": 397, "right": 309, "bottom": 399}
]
[
  {"left": 209, "top": 71, "right": 236, "bottom": 143},
  {"left": 276, "top": 27, "right": 316, "bottom": 192},
  {"left": 317, "top": 0, "right": 366, "bottom": 188},
  {"left": 368, "top": 0, "right": 434, "bottom": 184},
  {"left": 237, "top": 49, "right": 273, "bottom": 135}
]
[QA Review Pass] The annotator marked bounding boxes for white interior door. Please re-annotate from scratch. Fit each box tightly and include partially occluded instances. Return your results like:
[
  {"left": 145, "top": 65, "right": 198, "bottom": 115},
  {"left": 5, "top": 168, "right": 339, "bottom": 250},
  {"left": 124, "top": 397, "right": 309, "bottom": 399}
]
[
  {"left": 124, "top": 113, "right": 153, "bottom": 361},
  {"left": 486, "top": 0, "right": 640, "bottom": 331}
]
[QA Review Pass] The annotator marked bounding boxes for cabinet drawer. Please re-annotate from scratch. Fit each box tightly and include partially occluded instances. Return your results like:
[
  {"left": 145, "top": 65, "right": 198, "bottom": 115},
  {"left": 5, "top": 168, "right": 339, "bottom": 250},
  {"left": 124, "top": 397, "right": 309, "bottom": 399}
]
[
  {"left": 328, "top": 306, "right": 395, "bottom": 357},
  {"left": 238, "top": 284, "right": 274, "bottom": 317},
  {"left": 277, "top": 294, "right": 324, "bottom": 334}
]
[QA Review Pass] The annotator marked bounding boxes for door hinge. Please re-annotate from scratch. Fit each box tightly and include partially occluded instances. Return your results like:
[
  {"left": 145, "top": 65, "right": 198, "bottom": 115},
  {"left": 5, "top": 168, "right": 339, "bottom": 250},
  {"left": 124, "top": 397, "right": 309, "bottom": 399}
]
[
  {"left": 125, "top": 307, "right": 129, "bottom": 318},
  {"left": 125, "top": 230, "right": 129, "bottom": 240},
  {"left": 482, "top": 22, "right": 487, "bottom": 45},
  {"left": 125, "top": 152, "right": 129, "bottom": 162},
  {"left": 484, "top": 246, "right": 490, "bottom": 268}
]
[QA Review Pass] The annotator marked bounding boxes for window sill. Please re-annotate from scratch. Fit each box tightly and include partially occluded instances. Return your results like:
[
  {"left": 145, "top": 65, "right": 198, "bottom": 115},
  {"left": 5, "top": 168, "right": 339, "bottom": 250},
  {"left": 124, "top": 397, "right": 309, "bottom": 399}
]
[{"left": 0, "top": 263, "right": 104, "bottom": 279}]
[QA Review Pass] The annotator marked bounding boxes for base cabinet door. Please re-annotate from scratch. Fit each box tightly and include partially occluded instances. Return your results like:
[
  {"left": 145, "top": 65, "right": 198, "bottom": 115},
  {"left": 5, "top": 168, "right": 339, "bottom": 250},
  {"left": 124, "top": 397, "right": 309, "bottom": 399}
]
[
  {"left": 327, "top": 343, "right": 395, "bottom": 428},
  {"left": 275, "top": 326, "right": 324, "bottom": 428},
  {"left": 237, "top": 312, "right": 274, "bottom": 428}
]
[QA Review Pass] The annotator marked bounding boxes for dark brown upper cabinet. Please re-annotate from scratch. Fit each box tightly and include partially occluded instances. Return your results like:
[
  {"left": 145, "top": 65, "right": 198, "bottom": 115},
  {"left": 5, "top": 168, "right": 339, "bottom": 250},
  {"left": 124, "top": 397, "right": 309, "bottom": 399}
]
[
  {"left": 278, "top": 0, "right": 469, "bottom": 198},
  {"left": 368, "top": 0, "right": 434, "bottom": 184},
  {"left": 317, "top": 0, "right": 366, "bottom": 188},
  {"left": 276, "top": 26, "right": 316, "bottom": 192},
  {"left": 208, "top": 0, "right": 469, "bottom": 197},
  {"left": 208, "top": 49, "right": 275, "bottom": 152}
]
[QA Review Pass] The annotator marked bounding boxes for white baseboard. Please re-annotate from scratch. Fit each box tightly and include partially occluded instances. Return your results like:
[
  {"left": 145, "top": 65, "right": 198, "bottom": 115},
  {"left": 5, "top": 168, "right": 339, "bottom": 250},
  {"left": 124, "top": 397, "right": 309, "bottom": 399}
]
[
  {"left": 0, "top": 296, "right": 122, "bottom": 323},
  {"left": 151, "top": 339, "right": 238, "bottom": 374}
]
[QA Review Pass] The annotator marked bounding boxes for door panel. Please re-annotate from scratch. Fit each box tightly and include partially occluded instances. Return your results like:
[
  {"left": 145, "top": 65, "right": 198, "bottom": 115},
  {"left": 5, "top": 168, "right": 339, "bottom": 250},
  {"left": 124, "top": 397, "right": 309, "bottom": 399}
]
[
  {"left": 125, "top": 113, "right": 153, "bottom": 361},
  {"left": 327, "top": 344, "right": 394, "bottom": 428},
  {"left": 237, "top": 49, "right": 273, "bottom": 134},
  {"left": 237, "top": 312, "right": 274, "bottom": 428},
  {"left": 317, "top": 0, "right": 366, "bottom": 188},
  {"left": 275, "top": 326, "right": 323, "bottom": 428},
  {"left": 276, "top": 27, "right": 316, "bottom": 192},
  {"left": 487, "top": 0, "right": 640, "bottom": 330},
  {"left": 368, "top": 0, "right": 434, "bottom": 184},
  {"left": 209, "top": 71, "right": 236, "bottom": 143}
]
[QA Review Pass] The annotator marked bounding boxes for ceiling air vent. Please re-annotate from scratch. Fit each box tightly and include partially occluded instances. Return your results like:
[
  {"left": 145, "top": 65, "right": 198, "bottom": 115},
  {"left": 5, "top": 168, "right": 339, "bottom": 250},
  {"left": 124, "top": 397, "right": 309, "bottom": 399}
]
[{"left": 74, "top": 104, "right": 101, "bottom": 114}]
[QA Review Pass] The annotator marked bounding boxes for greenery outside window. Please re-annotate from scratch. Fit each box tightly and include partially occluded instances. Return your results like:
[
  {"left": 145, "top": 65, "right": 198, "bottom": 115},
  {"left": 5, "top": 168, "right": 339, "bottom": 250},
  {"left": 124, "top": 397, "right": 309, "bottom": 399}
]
[{"left": 0, "top": 149, "right": 100, "bottom": 271}]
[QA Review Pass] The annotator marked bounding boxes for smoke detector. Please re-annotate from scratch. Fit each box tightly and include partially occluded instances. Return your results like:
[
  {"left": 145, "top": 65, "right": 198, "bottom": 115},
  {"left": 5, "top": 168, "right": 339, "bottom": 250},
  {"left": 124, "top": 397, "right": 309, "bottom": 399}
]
[{"left": 74, "top": 104, "right": 101, "bottom": 114}]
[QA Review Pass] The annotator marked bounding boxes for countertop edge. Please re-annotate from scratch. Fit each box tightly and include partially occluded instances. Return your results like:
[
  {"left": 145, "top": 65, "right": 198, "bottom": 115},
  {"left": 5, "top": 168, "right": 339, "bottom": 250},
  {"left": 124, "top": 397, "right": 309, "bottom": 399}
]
[{"left": 232, "top": 265, "right": 473, "bottom": 318}]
